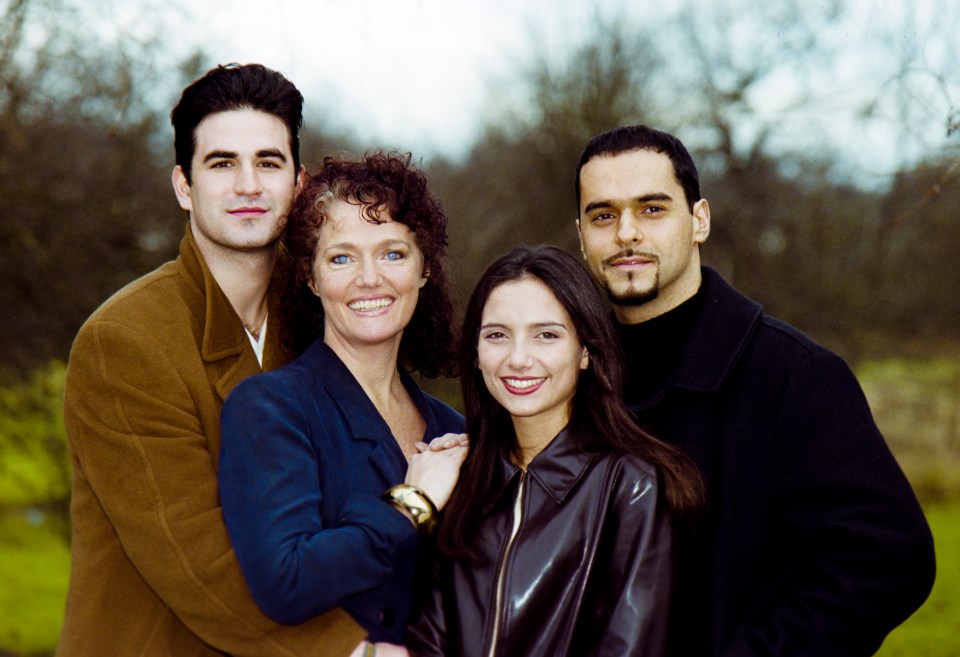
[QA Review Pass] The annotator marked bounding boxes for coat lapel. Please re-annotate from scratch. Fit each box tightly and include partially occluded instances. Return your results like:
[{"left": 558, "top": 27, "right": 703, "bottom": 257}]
[
  {"left": 307, "top": 341, "right": 408, "bottom": 485},
  {"left": 176, "top": 224, "right": 263, "bottom": 406}
]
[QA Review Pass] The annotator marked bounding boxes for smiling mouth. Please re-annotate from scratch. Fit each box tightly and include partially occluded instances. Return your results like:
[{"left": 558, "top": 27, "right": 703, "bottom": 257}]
[
  {"left": 348, "top": 298, "right": 393, "bottom": 312},
  {"left": 502, "top": 377, "right": 546, "bottom": 394}
]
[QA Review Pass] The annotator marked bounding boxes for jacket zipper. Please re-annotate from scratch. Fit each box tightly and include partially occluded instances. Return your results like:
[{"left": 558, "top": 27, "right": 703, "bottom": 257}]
[{"left": 486, "top": 470, "right": 526, "bottom": 657}]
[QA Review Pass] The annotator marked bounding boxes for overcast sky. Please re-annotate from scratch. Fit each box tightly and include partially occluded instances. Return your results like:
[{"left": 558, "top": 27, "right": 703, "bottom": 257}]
[
  {"left": 164, "top": 0, "right": 957, "bottom": 174},
  {"left": 173, "top": 0, "right": 671, "bottom": 158}
]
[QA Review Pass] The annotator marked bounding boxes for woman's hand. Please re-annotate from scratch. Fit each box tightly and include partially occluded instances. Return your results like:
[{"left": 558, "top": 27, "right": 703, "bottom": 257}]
[
  {"left": 349, "top": 641, "right": 410, "bottom": 657},
  {"left": 413, "top": 432, "right": 469, "bottom": 453},
  {"left": 404, "top": 433, "right": 469, "bottom": 510}
]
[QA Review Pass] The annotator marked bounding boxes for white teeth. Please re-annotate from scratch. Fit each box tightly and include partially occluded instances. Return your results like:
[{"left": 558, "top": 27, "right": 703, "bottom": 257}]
[
  {"left": 349, "top": 298, "right": 393, "bottom": 311},
  {"left": 504, "top": 378, "right": 544, "bottom": 389}
]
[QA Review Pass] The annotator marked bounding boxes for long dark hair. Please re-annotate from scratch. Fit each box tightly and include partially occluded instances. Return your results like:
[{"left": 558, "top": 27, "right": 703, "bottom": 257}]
[
  {"left": 280, "top": 151, "right": 458, "bottom": 378},
  {"left": 438, "top": 245, "right": 703, "bottom": 561}
]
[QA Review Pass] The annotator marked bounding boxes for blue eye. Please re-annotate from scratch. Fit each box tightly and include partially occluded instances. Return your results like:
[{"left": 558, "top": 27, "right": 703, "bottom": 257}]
[
  {"left": 331, "top": 255, "right": 349, "bottom": 265},
  {"left": 385, "top": 251, "right": 403, "bottom": 261}
]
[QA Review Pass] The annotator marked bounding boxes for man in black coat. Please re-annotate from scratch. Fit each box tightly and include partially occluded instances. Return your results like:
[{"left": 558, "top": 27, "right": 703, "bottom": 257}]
[{"left": 574, "top": 124, "right": 935, "bottom": 656}]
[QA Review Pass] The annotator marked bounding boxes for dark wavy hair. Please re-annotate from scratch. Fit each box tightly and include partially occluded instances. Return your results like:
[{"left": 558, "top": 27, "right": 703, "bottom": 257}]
[
  {"left": 171, "top": 63, "right": 304, "bottom": 183},
  {"left": 439, "top": 245, "right": 704, "bottom": 561},
  {"left": 279, "top": 151, "right": 458, "bottom": 378},
  {"left": 575, "top": 124, "right": 701, "bottom": 213}
]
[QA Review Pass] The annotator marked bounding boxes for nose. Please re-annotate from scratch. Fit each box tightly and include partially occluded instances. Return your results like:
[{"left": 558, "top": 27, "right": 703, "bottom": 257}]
[
  {"left": 356, "top": 256, "right": 383, "bottom": 287},
  {"left": 615, "top": 212, "right": 643, "bottom": 245},
  {"left": 234, "top": 163, "right": 263, "bottom": 196},
  {"left": 506, "top": 340, "right": 533, "bottom": 370}
]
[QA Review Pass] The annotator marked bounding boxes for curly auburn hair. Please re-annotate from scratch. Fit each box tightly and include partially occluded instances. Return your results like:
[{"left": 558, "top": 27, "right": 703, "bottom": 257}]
[{"left": 279, "top": 150, "right": 458, "bottom": 378}]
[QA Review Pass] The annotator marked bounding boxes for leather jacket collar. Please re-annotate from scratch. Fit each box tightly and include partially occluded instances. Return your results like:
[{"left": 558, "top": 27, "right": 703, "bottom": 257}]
[{"left": 485, "top": 427, "right": 604, "bottom": 511}]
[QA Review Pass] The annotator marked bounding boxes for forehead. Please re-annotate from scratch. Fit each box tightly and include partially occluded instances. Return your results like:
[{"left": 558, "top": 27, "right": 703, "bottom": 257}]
[
  {"left": 484, "top": 277, "right": 570, "bottom": 324},
  {"left": 192, "top": 108, "right": 292, "bottom": 157},
  {"left": 579, "top": 149, "right": 680, "bottom": 209},
  {"left": 318, "top": 200, "right": 413, "bottom": 244}
]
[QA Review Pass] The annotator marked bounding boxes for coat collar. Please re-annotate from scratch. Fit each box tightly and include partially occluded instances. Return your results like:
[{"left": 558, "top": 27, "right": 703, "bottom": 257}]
[
  {"left": 666, "top": 267, "right": 762, "bottom": 392},
  {"left": 175, "top": 223, "right": 273, "bottom": 402},
  {"left": 485, "top": 427, "right": 603, "bottom": 512},
  {"left": 300, "top": 339, "right": 442, "bottom": 481}
]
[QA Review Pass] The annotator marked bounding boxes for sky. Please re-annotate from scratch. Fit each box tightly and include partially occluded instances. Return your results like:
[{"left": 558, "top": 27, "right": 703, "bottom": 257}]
[
  {"left": 178, "top": 0, "right": 547, "bottom": 158},
  {"left": 175, "top": 0, "right": 669, "bottom": 159},
  {"left": 161, "top": 0, "right": 957, "bottom": 174}
]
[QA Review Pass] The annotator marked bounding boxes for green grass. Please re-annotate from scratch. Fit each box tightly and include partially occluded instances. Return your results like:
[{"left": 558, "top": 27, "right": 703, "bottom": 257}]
[
  {"left": 877, "top": 500, "right": 960, "bottom": 657},
  {"left": 0, "top": 513, "right": 69, "bottom": 656},
  {"left": 0, "top": 502, "right": 957, "bottom": 655}
]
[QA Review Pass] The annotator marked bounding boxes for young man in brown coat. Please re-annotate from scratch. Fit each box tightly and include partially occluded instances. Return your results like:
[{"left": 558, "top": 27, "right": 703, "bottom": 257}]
[{"left": 57, "top": 64, "right": 365, "bottom": 657}]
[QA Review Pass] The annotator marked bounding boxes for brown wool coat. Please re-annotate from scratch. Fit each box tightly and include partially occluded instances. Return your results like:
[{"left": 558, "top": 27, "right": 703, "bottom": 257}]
[{"left": 57, "top": 224, "right": 364, "bottom": 657}]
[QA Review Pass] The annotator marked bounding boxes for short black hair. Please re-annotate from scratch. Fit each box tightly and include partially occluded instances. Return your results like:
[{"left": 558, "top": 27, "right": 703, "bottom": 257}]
[
  {"left": 575, "top": 125, "right": 701, "bottom": 212},
  {"left": 170, "top": 63, "right": 304, "bottom": 183}
]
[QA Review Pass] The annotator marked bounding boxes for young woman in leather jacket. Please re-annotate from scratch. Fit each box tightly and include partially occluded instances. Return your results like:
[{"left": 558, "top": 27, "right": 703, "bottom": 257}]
[{"left": 407, "top": 245, "right": 704, "bottom": 657}]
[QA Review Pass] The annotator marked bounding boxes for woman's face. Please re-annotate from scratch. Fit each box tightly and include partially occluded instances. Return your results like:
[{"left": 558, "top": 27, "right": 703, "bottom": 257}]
[
  {"left": 477, "top": 276, "right": 589, "bottom": 437},
  {"left": 311, "top": 199, "right": 427, "bottom": 352}
]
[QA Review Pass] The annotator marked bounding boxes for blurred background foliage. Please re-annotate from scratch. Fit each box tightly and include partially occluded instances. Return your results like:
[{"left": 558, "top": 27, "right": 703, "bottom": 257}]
[{"left": 1, "top": 0, "right": 958, "bottom": 654}]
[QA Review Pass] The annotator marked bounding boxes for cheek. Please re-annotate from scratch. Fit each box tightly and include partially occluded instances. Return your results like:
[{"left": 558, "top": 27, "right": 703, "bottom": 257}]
[
  {"left": 314, "top": 270, "right": 348, "bottom": 307},
  {"left": 476, "top": 346, "right": 505, "bottom": 392},
  {"left": 582, "top": 232, "right": 610, "bottom": 260},
  {"left": 476, "top": 344, "right": 495, "bottom": 375}
]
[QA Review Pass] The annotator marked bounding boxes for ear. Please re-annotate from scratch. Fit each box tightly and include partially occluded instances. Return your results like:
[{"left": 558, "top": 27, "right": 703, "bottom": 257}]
[
  {"left": 307, "top": 275, "right": 320, "bottom": 297},
  {"left": 575, "top": 217, "right": 586, "bottom": 260},
  {"left": 579, "top": 347, "right": 590, "bottom": 370},
  {"left": 692, "top": 198, "right": 711, "bottom": 245},
  {"left": 419, "top": 264, "right": 430, "bottom": 289},
  {"left": 296, "top": 165, "right": 307, "bottom": 193},
  {"left": 172, "top": 166, "right": 193, "bottom": 213}
]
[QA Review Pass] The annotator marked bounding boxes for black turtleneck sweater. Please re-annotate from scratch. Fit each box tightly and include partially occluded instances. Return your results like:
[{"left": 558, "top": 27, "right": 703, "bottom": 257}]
[{"left": 614, "top": 284, "right": 705, "bottom": 407}]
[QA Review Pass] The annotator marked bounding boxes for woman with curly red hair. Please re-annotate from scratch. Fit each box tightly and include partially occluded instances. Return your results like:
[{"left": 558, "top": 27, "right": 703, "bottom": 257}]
[{"left": 219, "top": 151, "right": 466, "bottom": 657}]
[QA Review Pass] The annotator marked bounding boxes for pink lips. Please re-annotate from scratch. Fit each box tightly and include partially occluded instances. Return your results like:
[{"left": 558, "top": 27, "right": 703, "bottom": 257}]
[
  {"left": 228, "top": 206, "right": 267, "bottom": 217},
  {"left": 610, "top": 255, "right": 654, "bottom": 268},
  {"left": 501, "top": 377, "right": 546, "bottom": 396}
]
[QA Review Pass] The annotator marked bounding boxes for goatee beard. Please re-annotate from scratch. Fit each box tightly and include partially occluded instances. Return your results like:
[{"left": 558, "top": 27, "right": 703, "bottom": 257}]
[
  {"left": 607, "top": 280, "right": 659, "bottom": 306},
  {"left": 601, "top": 251, "right": 659, "bottom": 307}
]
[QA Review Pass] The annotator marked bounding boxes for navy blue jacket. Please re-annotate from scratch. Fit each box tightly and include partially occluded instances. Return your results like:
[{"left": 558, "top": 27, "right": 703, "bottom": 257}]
[
  {"left": 622, "top": 267, "right": 935, "bottom": 657},
  {"left": 219, "top": 339, "right": 464, "bottom": 643}
]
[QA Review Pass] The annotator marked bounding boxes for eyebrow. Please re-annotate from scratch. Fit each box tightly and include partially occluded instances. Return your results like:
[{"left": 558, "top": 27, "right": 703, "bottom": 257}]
[
  {"left": 201, "top": 148, "right": 288, "bottom": 163},
  {"left": 583, "top": 192, "right": 673, "bottom": 215},
  {"left": 202, "top": 150, "right": 238, "bottom": 163},
  {"left": 257, "top": 148, "right": 288, "bottom": 162},
  {"left": 321, "top": 238, "right": 412, "bottom": 253},
  {"left": 480, "top": 321, "right": 568, "bottom": 331}
]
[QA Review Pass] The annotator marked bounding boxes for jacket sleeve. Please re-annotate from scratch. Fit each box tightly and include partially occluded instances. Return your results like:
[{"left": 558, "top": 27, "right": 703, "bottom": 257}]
[
  {"left": 584, "top": 465, "right": 672, "bottom": 657},
  {"left": 64, "top": 320, "right": 365, "bottom": 657},
  {"left": 723, "top": 351, "right": 935, "bottom": 657},
  {"left": 218, "top": 372, "right": 421, "bottom": 625},
  {"left": 404, "top": 543, "right": 450, "bottom": 657}
]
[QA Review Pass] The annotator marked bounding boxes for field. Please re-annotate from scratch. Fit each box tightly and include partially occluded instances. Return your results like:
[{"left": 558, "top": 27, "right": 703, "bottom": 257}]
[
  {"left": 0, "top": 512, "right": 69, "bottom": 655},
  {"left": 876, "top": 501, "right": 960, "bottom": 656},
  {"left": 0, "top": 356, "right": 958, "bottom": 655}
]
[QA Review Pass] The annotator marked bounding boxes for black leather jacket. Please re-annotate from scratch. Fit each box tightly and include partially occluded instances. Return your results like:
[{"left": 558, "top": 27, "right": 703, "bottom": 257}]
[{"left": 407, "top": 427, "right": 672, "bottom": 657}]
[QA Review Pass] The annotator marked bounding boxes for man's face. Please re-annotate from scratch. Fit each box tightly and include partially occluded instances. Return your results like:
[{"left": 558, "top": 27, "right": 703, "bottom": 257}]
[
  {"left": 172, "top": 108, "right": 299, "bottom": 256},
  {"left": 577, "top": 148, "right": 710, "bottom": 322}
]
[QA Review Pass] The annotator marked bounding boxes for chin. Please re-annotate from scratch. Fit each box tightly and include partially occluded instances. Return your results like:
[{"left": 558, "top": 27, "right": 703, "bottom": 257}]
[{"left": 608, "top": 286, "right": 659, "bottom": 307}]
